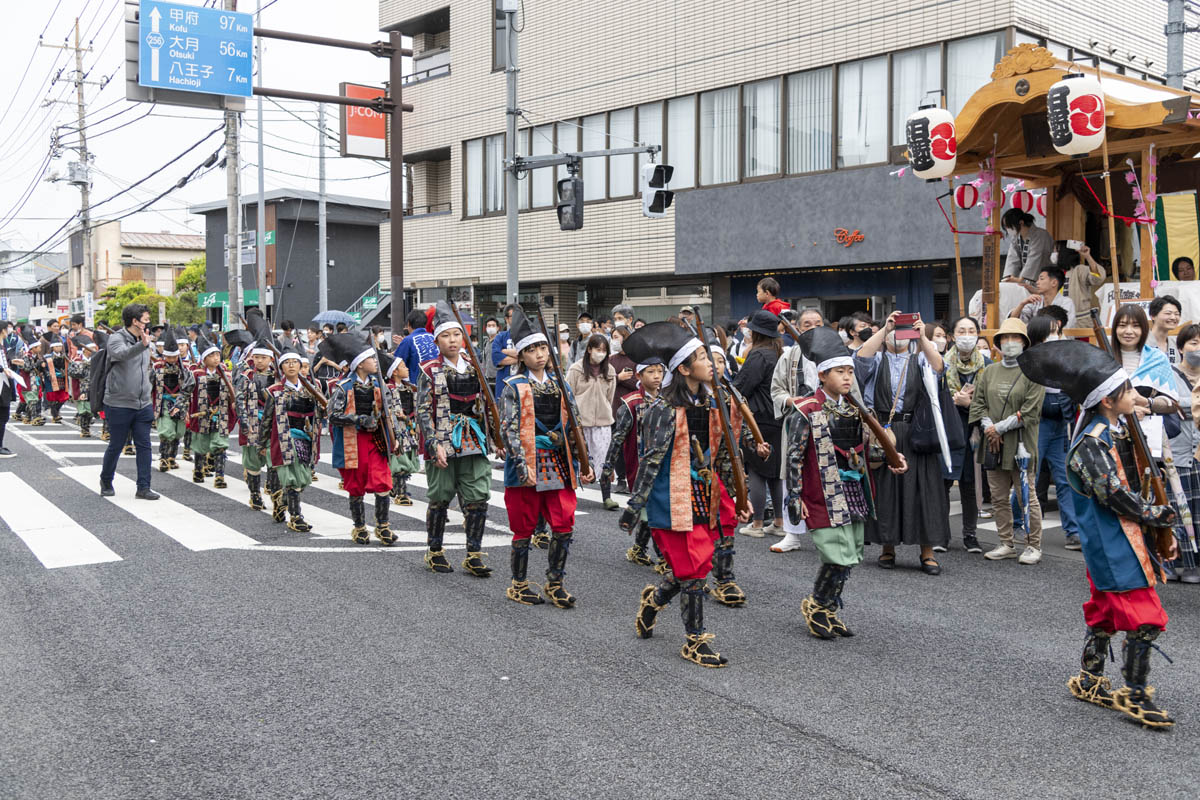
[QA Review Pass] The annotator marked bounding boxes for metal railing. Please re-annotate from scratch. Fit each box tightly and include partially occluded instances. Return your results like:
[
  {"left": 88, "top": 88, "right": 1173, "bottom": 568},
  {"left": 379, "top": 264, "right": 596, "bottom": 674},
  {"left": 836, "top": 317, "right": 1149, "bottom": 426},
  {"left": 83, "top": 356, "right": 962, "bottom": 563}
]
[
  {"left": 402, "top": 63, "right": 451, "bottom": 85},
  {"left": 403, "top": 202, "right": 452, "bottom": 217},
  {"left": 345, "top": 279, "right": 391, "bottom": 321}
]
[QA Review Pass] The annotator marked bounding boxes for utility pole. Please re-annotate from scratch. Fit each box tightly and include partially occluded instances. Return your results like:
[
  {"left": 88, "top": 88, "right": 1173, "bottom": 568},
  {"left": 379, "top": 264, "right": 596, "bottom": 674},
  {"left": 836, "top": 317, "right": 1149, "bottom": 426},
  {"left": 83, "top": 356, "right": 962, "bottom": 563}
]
[
  {"left": 225, "top": 0, "right": 243, "bottom": 325},
  {"left": 1167, "top": 0, "right": 1186, "bottom": 88},
  {"left": 317, "top": 102, "right": 328, "bottom": 313},
  {"left": 255, "top": 0, "right": 267, "bottom": 322},
  {"left": 503, "top": 1, "right": 519, "bottom": 306}
]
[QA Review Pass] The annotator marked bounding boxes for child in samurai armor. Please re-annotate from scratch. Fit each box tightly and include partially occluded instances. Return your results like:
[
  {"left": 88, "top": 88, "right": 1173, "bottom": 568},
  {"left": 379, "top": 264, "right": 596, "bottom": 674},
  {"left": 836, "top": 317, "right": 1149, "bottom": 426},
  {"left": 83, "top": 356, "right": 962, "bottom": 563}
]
[
  {"left": 326, "top": 333, "right": 396, "bottom": 545},
  {"left": 619, "top": 322, "right": 753, "bottom": 668},
  {"left": 499, "top": 307, "right": 593, "bottom": 606},
  {"left": 603, "top": 360, "right": 666, "bottom": 568},
  {"left": 236, "top": 337, "right": 281, "bottom": 516},
  {"left": 1019, "top": 339, "right": 1178, "bottom": 729},
  {"left": 379, "top": 350, "right": 420, "bottom": 506},
  {"left": 416, "top": 301, "right": 499, "bottom": 575},
  {"left": 41, "top": 335, "right": 69, "bottom": 424},
  {"left": 786, "top": 327, "right": 907, "bottom": 640},
  {"left": 67, "top": 334, "right": 97, "bottom": 437},
  {"left": 176, "top": 329, "right": 195, "bottom": 460},
  {"left": 187, "top": 330, "right": 237, "bottom": 487},
  {"left": 300, "top": 356, "right": 322, "bottom": 483},
  {"left": 261, "top": 342, "right": 319, "bottom": 532},
  {"left": 151, "top": 327, "right": 195, "bottom": 471}
]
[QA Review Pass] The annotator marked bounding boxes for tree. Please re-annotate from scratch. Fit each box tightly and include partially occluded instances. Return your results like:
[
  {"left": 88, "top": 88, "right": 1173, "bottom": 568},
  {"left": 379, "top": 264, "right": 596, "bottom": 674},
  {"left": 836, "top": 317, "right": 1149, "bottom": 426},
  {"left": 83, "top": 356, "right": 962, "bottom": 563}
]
[
  {"left": 95, "top": 281, "right": 171, "bottom": 328},
  {"left": 175, "top": 256, "right": 206, "bottom": 293},
  {"left": 167, "top": 255, "right": 207, "bottom": 326}
]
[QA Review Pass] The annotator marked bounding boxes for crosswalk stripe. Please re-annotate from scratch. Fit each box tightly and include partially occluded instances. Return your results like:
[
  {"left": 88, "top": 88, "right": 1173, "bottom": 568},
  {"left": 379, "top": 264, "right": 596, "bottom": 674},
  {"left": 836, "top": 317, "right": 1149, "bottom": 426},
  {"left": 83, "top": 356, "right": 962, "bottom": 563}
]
[
  {"left": 59, "top": 465, "right": 258, "bottom": 552},
  {"left": 0, "top": 473, "right": 124, "bottom": 568},
  {"left": 26, "top": 439, "right": 110, "bottom": 445}
]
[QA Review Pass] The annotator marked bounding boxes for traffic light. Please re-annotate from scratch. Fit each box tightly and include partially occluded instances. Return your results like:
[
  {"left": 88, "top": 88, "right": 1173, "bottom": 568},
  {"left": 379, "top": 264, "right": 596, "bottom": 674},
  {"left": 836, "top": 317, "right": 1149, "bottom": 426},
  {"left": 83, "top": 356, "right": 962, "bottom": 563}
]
[
  {"left": 557, "top": 176, "right": 584, "bottom": 231},
  {"left": 640, "top": 163, "right": 674, "bottom": 218}
]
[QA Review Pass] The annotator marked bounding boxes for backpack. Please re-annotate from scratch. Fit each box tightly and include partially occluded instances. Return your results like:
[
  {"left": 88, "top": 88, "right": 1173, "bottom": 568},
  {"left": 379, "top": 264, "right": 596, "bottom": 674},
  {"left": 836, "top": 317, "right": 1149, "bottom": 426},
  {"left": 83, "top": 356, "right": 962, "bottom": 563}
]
[{"left": 88, "top": 346, "right": 111, "bottom": 411}]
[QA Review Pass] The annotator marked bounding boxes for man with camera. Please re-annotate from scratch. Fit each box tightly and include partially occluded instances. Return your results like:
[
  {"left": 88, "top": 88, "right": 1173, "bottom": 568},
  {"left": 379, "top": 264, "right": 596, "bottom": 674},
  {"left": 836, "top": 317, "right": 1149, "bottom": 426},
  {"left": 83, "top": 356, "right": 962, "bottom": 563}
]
[{"left": 99, "top": 303, "right": 159, "bottom": 500}]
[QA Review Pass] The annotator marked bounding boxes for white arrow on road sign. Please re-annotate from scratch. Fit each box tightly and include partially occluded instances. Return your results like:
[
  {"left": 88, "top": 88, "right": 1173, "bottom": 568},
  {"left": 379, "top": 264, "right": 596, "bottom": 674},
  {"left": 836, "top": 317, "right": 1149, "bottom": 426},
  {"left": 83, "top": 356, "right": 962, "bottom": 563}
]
[{"left": 146, "top": 6, "right": 164, "bottom": 82}]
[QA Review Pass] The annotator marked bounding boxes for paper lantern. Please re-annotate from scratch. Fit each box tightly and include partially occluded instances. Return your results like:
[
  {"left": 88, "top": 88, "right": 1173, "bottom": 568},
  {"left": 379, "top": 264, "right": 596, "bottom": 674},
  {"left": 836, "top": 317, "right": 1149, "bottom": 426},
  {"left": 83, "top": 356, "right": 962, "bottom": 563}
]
[
  {"left": 1036, "top": 193, "right": 1046, "bottom": 216},
  {"left": 905, "top": 105, "right": 957, "bottom": 180},
  {"left": 1047, "top": 73, "right": 1106, "bottom": 157},
  {"left": 954, "top": 184, "right": 978, "bottom": 209},
  {"left": 1011, "top": 190, "right": 1035, "bottom": 212}
]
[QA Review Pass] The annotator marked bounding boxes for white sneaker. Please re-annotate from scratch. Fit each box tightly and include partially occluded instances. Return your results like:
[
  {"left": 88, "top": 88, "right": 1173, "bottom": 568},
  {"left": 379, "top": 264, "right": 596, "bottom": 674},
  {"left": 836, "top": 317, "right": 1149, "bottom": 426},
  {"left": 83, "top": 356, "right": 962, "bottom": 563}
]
[
  {"left": 770, "top": 532, "right": 804, "bottom": 553},
  {"left": 1018, "top": 546, "right": 1042, "bottom": 565},
  {"left": 739, "top": 524, "right": 766, "bottom": 538},
  {"left": 984, "top": 544, "right": 1018, "bottom": 560},
  {"left": 932, "top": 545, "right": 947, "bottom": 553},
  {"left": 761, "top": 522, "right": 784, "bottom": 537}
]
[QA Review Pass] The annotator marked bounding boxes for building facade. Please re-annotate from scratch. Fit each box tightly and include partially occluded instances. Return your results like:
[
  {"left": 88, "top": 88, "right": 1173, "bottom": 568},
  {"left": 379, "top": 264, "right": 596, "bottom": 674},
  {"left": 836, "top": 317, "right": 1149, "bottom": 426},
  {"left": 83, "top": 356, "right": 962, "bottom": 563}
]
[
  {"left": 380, "top": 0, "right": 1200, "bottom": 327},
  {"left": 67, "top": 220, "right": 205, "bottom": 301},
  {"left": 191, "top": 189, "right": 389, "bottom": 328},
  {"left": 0, "top": 242, "right": 68, "bottom": 324}
]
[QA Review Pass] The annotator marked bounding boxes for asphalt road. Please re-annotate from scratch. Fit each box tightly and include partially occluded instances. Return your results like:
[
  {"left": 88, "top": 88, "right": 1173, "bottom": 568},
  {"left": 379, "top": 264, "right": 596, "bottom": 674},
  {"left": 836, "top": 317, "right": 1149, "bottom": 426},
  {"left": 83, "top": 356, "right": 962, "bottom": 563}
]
[{"left": 2, "top": 411, "right": 1200, "bottom": 800}]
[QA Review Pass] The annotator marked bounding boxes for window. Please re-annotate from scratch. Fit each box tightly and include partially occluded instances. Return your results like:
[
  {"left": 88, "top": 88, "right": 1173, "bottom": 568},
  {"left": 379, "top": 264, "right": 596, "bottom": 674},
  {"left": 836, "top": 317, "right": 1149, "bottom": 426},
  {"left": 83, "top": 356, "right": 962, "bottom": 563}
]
[
  {"left": 556, "top": 120, "right": 577, "bottom": 187},
  {"left": 465, "top": 138, "right": 483, "bottom": 216},
  {"left": 636, "top": 102, "right": 663, "bottom": 175},
  {"left": 608, "top": 108, "right": 635, "bottom": 197},
  {"left": 700, "top": 86, "right": 738, "bottom": 185},
  {"left": 493, "top": 5, "right": 507, "bottom": 72},
  {"left": 891, "top": 45, "right": 941, "bottom": 145},
  {"left": 743, "top": 78, "right": 781, "bottom": 177},
  {"left": 667, "top": 96, "right": 695, "bottom": 188},
  {"left": 581, "top": 114, "right": 606, "bottom": 201},
  {"left": 787, "top": 67, "right": 832, "bottom": 173},
  {"left": 517, "top": 129, "right": 530, "bottom": 210},
  {"left": 837, "top": 56, "right": 888, "bottom": 167},
  {"left": 947, "top": 32, "right": 1005, "bottom": 115},
  {"left": 531, "top": 124, "right": 553, "bottom": 208},
  {"left": 485, "top": 133, "right": 504, "bottom": 213}
]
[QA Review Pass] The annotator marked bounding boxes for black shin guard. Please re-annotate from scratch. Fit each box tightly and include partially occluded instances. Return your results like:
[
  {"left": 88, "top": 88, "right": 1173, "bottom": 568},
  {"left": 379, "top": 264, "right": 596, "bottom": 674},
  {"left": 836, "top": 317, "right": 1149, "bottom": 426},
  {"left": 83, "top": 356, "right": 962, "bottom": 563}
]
[
  {"left": 212, "top": 448, "right": 227, "bottom": 485},
  {"left": 463, "top": 501, "right": 488, "bottom": 552},
  {"left": 680, "top": 580, "right": 706, "bottom": 635},
  {"left": 1082, "top": 626, "right": 1113, "bottom": 676},
  {"left": 374, "top": 494, "right": 396, "bottom": 544},
  {"left": 546, "top": 531, "right": 572, "bottom": 582},
  {"left": 511, "top": 538, "right": 530, "bottom": 581},
  {"left": 426, "top": 502, "right": 449, "bottom": 551},
  {"left": 349, "top": 495, "right": 366, "bottom": 528},
  {"left": 1121, "top": 625, "right": 1160, "bottom": 690}
]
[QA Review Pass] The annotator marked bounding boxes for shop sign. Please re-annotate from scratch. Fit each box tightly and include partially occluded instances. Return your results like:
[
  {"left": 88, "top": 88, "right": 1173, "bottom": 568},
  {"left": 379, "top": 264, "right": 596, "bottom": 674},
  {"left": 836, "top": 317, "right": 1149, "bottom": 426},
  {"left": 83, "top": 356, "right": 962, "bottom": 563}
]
[{"left": 834, "top": 228, "right": 865, "bottom": 247}]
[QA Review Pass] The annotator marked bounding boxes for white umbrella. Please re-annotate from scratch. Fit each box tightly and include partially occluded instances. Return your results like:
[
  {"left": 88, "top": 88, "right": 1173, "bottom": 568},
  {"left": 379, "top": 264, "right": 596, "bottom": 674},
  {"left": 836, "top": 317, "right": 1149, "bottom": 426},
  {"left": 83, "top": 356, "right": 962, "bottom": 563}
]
[{"left": 922, "top": 363, "right": 953, "bottom": 471}]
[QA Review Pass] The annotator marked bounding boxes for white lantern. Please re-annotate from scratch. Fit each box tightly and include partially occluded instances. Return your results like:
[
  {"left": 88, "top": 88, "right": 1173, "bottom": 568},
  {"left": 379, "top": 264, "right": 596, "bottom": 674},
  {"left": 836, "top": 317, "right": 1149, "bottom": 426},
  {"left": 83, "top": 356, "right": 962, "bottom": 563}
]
[
  {"left": 905, "top": 105, "right": 957, "bottom": 180},
  {"left": 1047, "top": 73, "right": 1106, "bottom": 157}
]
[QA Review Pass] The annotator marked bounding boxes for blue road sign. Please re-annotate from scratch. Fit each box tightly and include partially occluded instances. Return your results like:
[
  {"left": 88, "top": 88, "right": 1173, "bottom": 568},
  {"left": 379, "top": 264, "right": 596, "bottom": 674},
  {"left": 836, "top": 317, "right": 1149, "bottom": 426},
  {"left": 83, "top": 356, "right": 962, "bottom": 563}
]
[{"left": 138, "top": 1, "right": 253, "bottom": 98}]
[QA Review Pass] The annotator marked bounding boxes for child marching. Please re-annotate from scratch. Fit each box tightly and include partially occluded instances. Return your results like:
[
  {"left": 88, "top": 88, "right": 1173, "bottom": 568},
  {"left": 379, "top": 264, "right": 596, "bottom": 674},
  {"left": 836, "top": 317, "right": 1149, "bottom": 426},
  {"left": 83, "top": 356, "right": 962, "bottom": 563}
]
[
  {"left": 235, "top": 331, "right": 281, "bottom": 516},
  {"left": 1018, "top": 339, "right": 1178, "bottom": 728},
  {"left": 151, "top": 327, "right": 195, "bottom": 471},
  {"left": 187, "top": 329, "right": 237, "bottom": 487},
  {"left": 498, "top": 307, "right": 593, "bottom": 607},
  {"left": 415, "top": 301, "right": 501, "bottom": 576},
  {"left": 261, "top": 342, "right": 321, "bottom": 533},
  {"left": 619, "top": 322, "right": 752, "bottom": 668},
  {"left": 67, "top": 333, "right": 98, "bottom": 437},
  {"left": 325, "top": 333, "right": 397, "bottom": 545},
  {"left": 786, "top": 326, "right": 907, "bottom": 639},
  {"left": 41, "top": 335, "right": 69, "bottom": 424},
  {"left": 603, "top": 360, "right": 666, "bottom": 568},
  {"left": 380, "top": 350, "right": 420, "bottom": 507}
]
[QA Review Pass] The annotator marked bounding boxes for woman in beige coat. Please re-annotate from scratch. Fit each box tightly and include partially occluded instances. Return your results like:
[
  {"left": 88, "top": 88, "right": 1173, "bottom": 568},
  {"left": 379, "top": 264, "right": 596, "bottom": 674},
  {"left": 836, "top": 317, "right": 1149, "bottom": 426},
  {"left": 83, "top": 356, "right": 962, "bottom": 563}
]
[{"left": 567, "top": 333, "right": 617, "bottom": 506}]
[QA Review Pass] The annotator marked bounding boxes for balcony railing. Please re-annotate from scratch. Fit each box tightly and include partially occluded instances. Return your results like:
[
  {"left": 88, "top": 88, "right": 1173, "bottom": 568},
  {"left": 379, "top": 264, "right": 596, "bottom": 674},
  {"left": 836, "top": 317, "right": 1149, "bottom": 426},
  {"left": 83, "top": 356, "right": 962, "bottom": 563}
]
[{"left": 403, "top": 202, "right": 452, "bottom": 218}]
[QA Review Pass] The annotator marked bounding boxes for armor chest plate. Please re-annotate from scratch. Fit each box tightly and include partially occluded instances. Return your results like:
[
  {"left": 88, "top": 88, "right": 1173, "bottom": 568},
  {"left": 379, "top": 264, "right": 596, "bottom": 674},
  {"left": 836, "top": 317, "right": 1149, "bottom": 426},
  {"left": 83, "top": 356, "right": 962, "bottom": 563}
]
[
  {"left": 205, "top": 377, "right": 221, "bottom": 401},
  {"left": 287, "top": 393, "right": 315, "bottom": 417},
  {"left": 685, "top": 404, "right": 709, "bottom": 448},
  {"left": 399, "top": 389, "right": 414, "bottom": 415},
  {"left": 163, "top": 369, "right": 180, "bottom": 392},
  {"left": 52, "top": 356, "right": 65, "bottom": 371},
  {"left": 445, "top": 371, "right": 479, "bottom": 415},
  {"left": 253, "top": 371, "right": 274, "bottom": 394},
  {"left": 533, "top": 386, "right": 562, "bottom": 429},
  {"left": 353, "top": 384, "right": 376, "bottom": 411},
  {"left": 1114, "top": 432, "right": 1141, "bottom": 493},
  {"left": 826, "top": 404, "right": 864, "bottom": 452}
]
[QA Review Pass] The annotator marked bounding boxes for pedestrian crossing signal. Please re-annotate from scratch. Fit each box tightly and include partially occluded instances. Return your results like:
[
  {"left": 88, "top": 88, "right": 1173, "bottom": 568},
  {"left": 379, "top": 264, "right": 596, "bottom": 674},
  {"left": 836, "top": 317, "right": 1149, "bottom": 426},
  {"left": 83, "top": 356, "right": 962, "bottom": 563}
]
[
  {"left": 640, "top": 163, "right": 674, "bottom": 218},
  {"left": 557, "top": 176, "right": 584, "bottom": 231}
]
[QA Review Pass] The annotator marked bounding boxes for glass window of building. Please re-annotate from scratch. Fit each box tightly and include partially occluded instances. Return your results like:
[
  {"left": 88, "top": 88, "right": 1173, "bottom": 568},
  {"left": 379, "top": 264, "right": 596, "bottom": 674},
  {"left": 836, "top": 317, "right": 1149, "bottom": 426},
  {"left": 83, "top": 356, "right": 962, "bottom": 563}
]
[
  {"left": 485, "top": 133, "right": 504, "bottom": 213},
  {"left": 787, "top": 67, "right": 832, "bottom": 174},
  {"left": 609, "top": 108, "right": 635, "bottom": 197},
  {"left": 581, "top": 114, "right": 607, "bottom": 201},
  {"left": 667, "top": 96, "right": 696, "bottom": 189},
  {"left": 947, "top": 32, "right": 1005, "bottom": 115},
  {"left": 891, "top": 45, "right": 942, "bottom": 145},
  {"left": 743, "top": 77, "right": 781, "bottom": 177},
  {"left": 517, "top": 129, "right": 530, "bottom": 210},
  {"left": 493, "top": 6, "right": 507, "bottom": 72},
  {"left": 465, "top": 138, "right": 483, "bottom": 217},
  {"left": 531, "top": 124, "right": 554, "bottom": 208},
  {"left": 837, "top": 56, "right": 888, "bottom": 167},
  {"left": 556, "top": 121, "right": 577, "bottom": 187},
  {"left": 636, "top": 102, "right": 663, "bottom": 175},
  {"left": 700, "top": 86, "right": 739, "bottom": 185}
]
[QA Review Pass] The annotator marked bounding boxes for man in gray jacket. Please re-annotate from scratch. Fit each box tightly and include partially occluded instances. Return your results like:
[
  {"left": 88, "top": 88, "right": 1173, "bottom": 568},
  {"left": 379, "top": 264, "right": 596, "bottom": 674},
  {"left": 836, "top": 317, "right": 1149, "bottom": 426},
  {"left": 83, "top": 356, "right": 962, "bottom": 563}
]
[{"left": 99, "top": 303, "right": 159, "bottom": 499}]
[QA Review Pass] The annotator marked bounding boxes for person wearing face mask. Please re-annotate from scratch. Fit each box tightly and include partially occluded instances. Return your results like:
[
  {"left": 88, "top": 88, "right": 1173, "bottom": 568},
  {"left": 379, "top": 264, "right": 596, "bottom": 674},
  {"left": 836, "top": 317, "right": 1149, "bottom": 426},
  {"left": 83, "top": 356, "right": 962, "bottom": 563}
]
[
  {"left": 566, "top": 333, "right": 617, "bottom": 502},
  {"left": 968, "top": 318, "right": 1045, "bottom": 564},
  {"left": 944, "top": 316, "right": 990, "bottom": 553},
  {"left": 855, "top": 310, "right": 951, "bottom": 574},
  {"left": 607, "top": 325, "right": 638, "bottom": 495},
  {"left": 1164, "top": 324, "right": 1200, "bottom": 583},
  {"left": 1026, "top": 315, "right": 1082, "bottom": 551},
  {"left": 568, "top": 312, "right": 595, "bottom": 365}
]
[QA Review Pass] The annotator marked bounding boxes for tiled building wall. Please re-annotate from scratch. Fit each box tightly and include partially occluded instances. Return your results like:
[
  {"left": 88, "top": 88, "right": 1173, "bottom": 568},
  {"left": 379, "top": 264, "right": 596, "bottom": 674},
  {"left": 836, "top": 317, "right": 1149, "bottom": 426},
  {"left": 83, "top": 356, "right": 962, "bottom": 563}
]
[{"left": 378, "top": 0, "right": 1197, "bottom": 291}]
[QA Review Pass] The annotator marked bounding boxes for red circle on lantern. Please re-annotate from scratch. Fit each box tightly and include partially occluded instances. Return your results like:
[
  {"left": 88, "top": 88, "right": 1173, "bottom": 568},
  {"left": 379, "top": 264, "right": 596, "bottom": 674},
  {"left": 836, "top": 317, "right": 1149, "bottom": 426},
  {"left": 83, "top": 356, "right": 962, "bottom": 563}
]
[
  {"left": 954, "top": 184, "right": 978, "bottom": 209},
  {"left": 1069, "top": 94, "right": 1105, "bottom": 137},
  {"left": 1036, "top": 193, "right": 1046, "bottom": 216},
  {"left": 1011, "top": 190, "right": 1034, "bottom": 212},
  {"left": 930, "top": 122, "right": 957, "bottom": 161}
]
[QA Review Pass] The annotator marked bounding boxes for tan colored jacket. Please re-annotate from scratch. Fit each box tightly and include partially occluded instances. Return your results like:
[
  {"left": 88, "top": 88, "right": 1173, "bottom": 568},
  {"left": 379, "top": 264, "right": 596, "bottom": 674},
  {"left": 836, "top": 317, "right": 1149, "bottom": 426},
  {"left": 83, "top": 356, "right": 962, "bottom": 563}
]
[{"left": 566, "top": 360, "right": 616, "bottom": 427}]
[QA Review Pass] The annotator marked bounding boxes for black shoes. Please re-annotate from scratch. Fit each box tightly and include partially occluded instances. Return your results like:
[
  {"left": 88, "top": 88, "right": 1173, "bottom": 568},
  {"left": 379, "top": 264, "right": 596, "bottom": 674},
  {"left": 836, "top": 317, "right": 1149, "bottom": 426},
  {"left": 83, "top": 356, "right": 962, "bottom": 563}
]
[
  {"left": 0, "top": 447, "right": 15, "bottom": 458},
  {"left": 100, "top": 482, "right": 116, "bottom": 497},
  {"left": 963, "top": 534, "right": 983, "bottom": 553},
  {"left": 135, "top": 488, "right": 161, "bottom": 500}
]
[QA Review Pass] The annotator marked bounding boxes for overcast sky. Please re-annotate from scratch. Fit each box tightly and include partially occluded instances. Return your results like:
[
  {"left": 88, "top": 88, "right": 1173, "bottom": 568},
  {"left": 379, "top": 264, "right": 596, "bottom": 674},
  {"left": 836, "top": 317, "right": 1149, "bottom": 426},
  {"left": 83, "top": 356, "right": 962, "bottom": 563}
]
[{"left": 0, "top": 0, "right": 398, "bottom": 255}]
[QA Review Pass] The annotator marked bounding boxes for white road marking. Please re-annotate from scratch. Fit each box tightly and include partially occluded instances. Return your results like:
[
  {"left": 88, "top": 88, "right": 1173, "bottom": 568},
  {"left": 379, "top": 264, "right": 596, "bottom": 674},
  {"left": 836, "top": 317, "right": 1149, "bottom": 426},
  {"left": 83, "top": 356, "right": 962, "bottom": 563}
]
[
  {"left": 0, "top": 473, "right": 123, "bottom": 569},
  {"left": 60, "top": 465, "right": 259, "bottom": 552}
]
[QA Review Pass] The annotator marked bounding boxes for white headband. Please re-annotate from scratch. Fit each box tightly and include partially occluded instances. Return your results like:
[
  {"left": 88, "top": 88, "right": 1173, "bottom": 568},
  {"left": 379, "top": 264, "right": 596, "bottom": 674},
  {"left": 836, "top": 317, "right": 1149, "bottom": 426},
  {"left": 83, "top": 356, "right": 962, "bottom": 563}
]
[
  {"left": 350, "top": 349, "right": 376, "bottom": 372},
  {"left": 386, "top": 358, "right": 403, "bottom": 378},
  {"left": 277, "top": 352, "right": 303, "bottom": 365},
  {"left": 515, "top": 332, "right": 547, "bottom": 352},
  {"left": 816, "top": 355, "right": 855, "bottom": 374},
  {"left": 161, "top": 345, "right": 181, "bottom": 357},
  {"left": 668, "top": 338, "right": 704, "bottom": 373},
  {"left": 433, "top": 320, "right": 462, "bottom": 338},
  {"left": 1083, "top": 368, "right": 1129, "bottom": 410},
  {"left": 251, "top": 347, "right": 274, "bottom": 357},
  {"left": 199, "top": 345, "right": 220, "bottom": 359}
]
